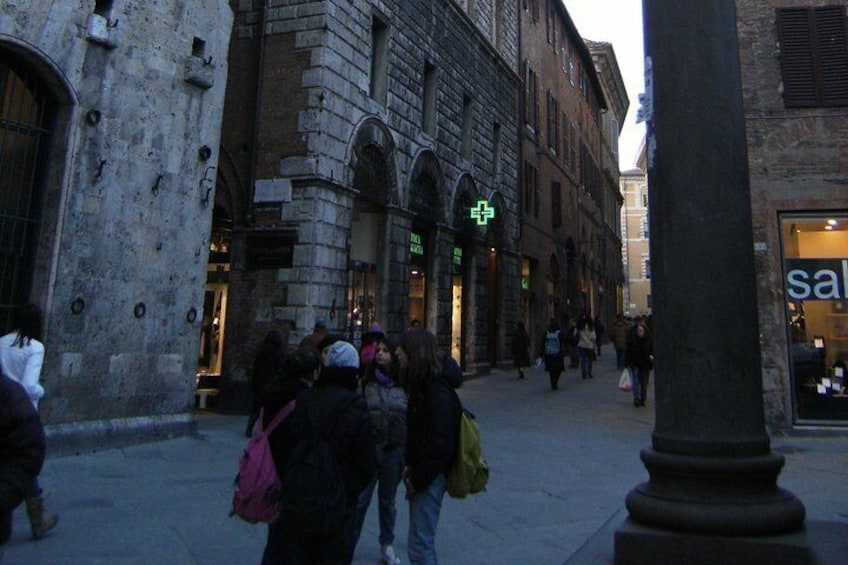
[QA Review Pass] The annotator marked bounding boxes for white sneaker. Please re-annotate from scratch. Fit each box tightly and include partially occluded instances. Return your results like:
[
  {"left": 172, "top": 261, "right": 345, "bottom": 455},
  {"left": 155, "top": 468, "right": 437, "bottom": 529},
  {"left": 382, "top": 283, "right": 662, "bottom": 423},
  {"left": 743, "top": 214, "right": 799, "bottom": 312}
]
[{"left": 381, "top": 544, "right": 401, "bottom": 565}]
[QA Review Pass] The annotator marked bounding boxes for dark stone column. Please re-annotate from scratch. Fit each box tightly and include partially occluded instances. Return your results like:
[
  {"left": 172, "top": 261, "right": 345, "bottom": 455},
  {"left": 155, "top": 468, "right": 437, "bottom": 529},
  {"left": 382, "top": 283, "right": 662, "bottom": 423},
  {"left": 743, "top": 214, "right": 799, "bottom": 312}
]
[{"left": 615, "top": 1, "right": 806, "bottom": 562}]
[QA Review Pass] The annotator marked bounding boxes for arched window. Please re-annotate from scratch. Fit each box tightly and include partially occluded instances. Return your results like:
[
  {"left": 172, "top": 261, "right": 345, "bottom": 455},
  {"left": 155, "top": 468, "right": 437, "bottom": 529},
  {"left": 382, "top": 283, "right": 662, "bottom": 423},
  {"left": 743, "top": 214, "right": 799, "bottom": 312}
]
[
  {"left": 0, "top": 52, "right": 54, "bottom": 325},
  {"left": 353, "top": 143, "right": 390, "bottom": 207}
]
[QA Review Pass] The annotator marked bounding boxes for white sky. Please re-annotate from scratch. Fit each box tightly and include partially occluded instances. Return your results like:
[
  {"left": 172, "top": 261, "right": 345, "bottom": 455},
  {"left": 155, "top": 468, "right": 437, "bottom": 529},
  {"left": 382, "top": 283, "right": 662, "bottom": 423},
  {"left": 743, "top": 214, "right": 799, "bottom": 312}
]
[{"left": 562, "top": 0, "right": 646, "bottom": 170}]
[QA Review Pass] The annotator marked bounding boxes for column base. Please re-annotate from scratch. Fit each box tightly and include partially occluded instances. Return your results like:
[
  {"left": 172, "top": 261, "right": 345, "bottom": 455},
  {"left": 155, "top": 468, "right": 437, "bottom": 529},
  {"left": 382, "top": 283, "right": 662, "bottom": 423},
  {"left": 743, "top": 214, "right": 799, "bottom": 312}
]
[
  {"left": 625, "top": 448, "right": 806, "bottom": 535},
  {"left": 614, "top": 517, "right": 818, "bottom": 565}
]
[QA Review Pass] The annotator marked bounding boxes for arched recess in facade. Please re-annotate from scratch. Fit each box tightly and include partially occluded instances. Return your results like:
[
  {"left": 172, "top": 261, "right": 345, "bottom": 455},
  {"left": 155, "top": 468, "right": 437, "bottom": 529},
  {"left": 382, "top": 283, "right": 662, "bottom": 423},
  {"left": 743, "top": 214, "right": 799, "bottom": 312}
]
[
  {"left": 346, "top": 117, "right": 398, "bottom": 343},
  {"left": 450, "top": 175, "right": 480, "bottom": 369},
  {"left": 565, "top": 236, "right": 578, "bottom": 321},
  {"left": 0, "top": 40, "right": 76, "bottom": 329},
  {"left": 406, "top": 149, "right": 445, "bottom": 332},
  {"left": 196, "top": 148, "right": 237, "bottom": 376},
  {"left": 548, "top": 253, "right": 561, "bottom": 322}
]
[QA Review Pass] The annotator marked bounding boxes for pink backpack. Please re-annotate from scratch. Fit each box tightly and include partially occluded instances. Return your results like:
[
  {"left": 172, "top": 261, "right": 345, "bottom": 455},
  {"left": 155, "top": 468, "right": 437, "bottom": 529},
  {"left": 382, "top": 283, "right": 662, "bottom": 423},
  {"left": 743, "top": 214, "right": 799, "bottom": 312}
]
[{"left": 230, "top": 400, "right": 295, "bottom": 524}]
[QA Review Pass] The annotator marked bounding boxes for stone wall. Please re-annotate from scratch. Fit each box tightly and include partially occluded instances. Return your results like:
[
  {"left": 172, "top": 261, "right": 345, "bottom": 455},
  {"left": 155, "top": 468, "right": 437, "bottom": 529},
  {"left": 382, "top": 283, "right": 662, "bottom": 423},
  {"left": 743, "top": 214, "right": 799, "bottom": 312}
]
[
  {"left": 0, "top": 1, "right": 233, "bottom": 441},
  {"left": 220, "top": 0, "right": 521, "bottom": 383}
]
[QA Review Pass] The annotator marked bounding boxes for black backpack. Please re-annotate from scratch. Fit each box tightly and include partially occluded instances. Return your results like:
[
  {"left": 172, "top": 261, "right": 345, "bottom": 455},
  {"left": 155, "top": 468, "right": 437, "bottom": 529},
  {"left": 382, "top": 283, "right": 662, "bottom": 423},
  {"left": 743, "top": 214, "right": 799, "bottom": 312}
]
[{"left": 277, "top": 396, "right": 355, "bottom": 535}]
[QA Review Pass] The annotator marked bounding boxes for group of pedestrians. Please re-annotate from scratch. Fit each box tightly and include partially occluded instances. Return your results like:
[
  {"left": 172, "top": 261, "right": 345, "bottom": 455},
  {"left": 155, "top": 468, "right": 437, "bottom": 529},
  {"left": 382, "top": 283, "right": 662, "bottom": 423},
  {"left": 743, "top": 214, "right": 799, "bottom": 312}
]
[
  {"left": 0, "top": 304, "right": 60, "bottom": 559},
  {"left": 246, "top": 321, "right": 463, "bottom": 564},
  {"left": 511, "top": 313, "right": 655, "bottom": 407}
]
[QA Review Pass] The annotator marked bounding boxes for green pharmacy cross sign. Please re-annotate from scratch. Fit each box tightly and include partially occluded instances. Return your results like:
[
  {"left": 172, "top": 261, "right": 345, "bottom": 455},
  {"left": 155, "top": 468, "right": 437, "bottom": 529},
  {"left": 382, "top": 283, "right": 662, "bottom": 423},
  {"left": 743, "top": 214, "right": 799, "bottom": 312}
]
[{"left": 470, "top": 199, "right": 495, "bottom": 226}]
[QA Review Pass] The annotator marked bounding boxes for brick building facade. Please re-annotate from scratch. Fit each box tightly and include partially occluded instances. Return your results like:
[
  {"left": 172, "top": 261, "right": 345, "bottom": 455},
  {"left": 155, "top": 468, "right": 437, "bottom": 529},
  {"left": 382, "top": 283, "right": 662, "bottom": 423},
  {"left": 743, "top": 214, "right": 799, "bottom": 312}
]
[
  {"left": 517, "top": 0, "right": 609, "bottom": 349},
  {"left": 737, "top": 0, "right": 848, "bottom": 429}
]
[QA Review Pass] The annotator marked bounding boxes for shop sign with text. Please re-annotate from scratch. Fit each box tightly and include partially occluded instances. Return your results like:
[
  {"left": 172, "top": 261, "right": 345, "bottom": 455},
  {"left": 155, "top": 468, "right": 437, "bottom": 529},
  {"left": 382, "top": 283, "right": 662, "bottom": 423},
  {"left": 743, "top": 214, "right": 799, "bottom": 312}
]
[{"left": 785, "top": 258, "right": 848, "bottom": 300}]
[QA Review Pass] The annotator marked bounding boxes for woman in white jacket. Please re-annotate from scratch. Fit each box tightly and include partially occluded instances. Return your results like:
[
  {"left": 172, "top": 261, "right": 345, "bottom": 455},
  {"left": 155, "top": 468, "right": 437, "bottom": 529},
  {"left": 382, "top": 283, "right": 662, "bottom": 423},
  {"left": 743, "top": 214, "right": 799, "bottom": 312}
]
[{"left": 0, "top": 303, "right": 58, "bottom": 539}]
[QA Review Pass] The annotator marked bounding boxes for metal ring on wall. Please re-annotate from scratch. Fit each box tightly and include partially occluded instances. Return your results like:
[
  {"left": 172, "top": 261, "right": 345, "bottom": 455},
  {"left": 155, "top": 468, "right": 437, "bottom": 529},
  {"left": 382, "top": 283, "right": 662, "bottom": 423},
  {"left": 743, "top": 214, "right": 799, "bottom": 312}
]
[
  {"left": 71, "top": 297, "right": 85, "bottom": 315},
  {"left": 133, "top": 302, "right": 146, "bottom": 318}
]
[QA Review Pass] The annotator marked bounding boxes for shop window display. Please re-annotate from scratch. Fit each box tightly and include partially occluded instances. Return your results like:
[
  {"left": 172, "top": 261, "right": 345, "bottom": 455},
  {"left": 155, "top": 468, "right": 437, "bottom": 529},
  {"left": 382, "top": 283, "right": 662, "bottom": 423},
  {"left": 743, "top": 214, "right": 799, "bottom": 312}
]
[{"left": 782, "top": 215, "right": 848, "bottom": 423}]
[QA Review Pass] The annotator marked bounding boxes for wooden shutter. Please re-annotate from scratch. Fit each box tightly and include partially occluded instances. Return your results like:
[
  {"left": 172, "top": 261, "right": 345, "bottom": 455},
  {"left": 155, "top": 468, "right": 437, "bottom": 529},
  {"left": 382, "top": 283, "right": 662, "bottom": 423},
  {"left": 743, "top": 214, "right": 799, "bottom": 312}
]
[
  {"left": 815, "top": 6, "right": 848, "bottom": 106},
  {"left": 777, "top": 6, "right": 848, "bottom": 107}
]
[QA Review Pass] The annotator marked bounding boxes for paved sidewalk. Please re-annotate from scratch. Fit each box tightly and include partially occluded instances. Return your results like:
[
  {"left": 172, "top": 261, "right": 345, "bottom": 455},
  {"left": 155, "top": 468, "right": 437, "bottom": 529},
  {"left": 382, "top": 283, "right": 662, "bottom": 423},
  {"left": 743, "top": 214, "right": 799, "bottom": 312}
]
[{"left": 5, "top": 350, "right": 848, "bottom": 564}]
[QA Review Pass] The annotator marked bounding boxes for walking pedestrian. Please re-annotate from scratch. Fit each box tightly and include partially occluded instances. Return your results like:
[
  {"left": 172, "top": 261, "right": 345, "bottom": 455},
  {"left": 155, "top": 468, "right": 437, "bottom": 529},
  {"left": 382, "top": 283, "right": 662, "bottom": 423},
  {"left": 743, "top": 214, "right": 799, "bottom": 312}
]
[
  {"left": 511, "top": 322, "right": 531, "bottom": 379},
  {"left": 0, "top": 373, "right": 45, "bottom": 559},
  {"left": 593, "top": 315, "right": 605, "bottom": 357},
  {"left": 541, "top": 320, "right": 567, "bottom": 391},
  {"left": 626, "top": 319, "right": 654, "bottom": 407},
  {"left": 397, "top": 329, "right": 462, "bottom": 565},
  {"left": 0, "top": 304, "right": 58, "bottom": 539},
  {"left": 611, "top": 314, "right": 631, "bottom": 370},
  {"left": 575, "top": 313, "right": 597, "bottom": 380},
  {"left": 352, "top": 336, "right": 407, "bottom": 565}
]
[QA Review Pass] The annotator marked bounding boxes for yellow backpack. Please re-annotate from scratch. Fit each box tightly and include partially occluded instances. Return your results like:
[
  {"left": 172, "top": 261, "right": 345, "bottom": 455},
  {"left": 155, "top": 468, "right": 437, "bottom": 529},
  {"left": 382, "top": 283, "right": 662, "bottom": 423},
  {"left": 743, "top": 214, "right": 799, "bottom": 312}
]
[{"left": 446, "top": 409, "right": 489, "bottom": 498}]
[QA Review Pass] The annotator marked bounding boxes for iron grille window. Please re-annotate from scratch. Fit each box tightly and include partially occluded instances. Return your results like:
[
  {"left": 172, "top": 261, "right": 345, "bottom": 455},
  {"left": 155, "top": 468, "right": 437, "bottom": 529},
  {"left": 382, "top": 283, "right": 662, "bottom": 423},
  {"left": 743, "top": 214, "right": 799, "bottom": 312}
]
[
  {"left": 0, "top": 54, "right": 51, "bottom": 325},
  {"left": 353, "top": 144, "right": 389, "bottom": 206},
  {"left": 777, "top": 6, "right": 848, "bottom": 107},
  {"left": 410, "top": 173, "right": 440, "bottom": 222}
]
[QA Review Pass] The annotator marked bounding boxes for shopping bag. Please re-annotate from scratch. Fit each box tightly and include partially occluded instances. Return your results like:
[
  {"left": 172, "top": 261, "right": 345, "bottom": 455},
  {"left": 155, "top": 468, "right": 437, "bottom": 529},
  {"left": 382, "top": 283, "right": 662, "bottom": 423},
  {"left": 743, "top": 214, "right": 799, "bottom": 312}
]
[{"left": 618, "top": 368, "right": 632, "bottom": 392}]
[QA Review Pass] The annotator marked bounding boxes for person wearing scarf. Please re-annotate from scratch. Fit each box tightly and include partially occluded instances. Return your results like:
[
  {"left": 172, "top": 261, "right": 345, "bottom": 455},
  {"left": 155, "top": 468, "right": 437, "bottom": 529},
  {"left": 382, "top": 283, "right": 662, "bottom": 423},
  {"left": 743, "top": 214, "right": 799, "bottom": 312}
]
[{"left": 352, "top": 336, "right": 407, "bottom": 565}]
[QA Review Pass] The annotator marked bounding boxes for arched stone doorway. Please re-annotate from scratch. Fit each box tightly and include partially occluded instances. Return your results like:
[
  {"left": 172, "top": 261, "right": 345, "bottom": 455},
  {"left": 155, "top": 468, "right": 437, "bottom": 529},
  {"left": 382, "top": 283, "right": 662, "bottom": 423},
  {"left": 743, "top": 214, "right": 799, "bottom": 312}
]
[
  {"left": 451, "top": 176, "right": 479, "bottom": 369},
  {"left": 348, "top": 119, "right": 397, "bottom": 346},
  {"left": 0, "top": 44, "right": 72, "bottom": 329},
  {"left": 407, "top": 151, "right": 444, "bottom": 330}
]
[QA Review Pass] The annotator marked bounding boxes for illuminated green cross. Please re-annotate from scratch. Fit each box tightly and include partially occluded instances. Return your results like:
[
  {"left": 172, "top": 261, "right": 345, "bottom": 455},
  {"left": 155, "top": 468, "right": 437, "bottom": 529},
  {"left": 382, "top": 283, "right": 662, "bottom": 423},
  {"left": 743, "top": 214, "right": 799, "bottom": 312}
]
[{"left": 470, "top": 199, "right": 495, "bottom": 225}]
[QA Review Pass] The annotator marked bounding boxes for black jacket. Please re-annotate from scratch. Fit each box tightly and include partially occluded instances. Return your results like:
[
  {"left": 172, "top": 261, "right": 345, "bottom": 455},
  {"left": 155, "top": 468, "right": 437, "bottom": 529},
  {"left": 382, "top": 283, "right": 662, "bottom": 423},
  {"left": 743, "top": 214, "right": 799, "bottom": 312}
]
[
  {"left": 625, "top": 329, "right": 654, "bottom": 370},
  {"left": 405, "top": 355, "right": 463, "bottom": 491},
  {"left": 0, "top": 375, "right": 45, "bottom": 542},
  {"left": 277, "top": 367, "right": 377, "bottom": 499}
]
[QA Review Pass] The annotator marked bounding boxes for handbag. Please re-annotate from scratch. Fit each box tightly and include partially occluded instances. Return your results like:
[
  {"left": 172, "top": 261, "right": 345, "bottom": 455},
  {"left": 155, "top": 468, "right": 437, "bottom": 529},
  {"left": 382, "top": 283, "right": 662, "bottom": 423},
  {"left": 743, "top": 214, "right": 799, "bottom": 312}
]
[{"left": 618, "top": 368, "right": 632, "bottom": 392}]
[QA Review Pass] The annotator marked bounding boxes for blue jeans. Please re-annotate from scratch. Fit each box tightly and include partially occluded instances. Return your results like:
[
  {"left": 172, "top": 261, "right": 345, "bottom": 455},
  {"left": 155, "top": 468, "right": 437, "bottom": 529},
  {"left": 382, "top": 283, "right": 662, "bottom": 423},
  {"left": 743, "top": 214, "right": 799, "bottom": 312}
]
[
  {"left": 615, "top": 347, "right": 626, "bottom": 370},
  {"left": 632, "top": 367, "right": 650, "bottom": 404},
  {"left": 578, "top": 347, "right": 594, "bottom": 378},
  {"left": 408, "top": 473, "right": 446, "bottom": 565},
  {"left": 354, "top": 446, "right": 404, "bottom": 547}
]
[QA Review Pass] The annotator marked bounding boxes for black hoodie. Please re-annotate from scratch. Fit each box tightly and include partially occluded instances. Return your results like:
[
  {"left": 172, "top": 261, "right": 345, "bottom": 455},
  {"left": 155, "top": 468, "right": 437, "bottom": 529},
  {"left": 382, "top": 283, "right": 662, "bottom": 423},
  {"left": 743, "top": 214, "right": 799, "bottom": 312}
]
[{"left": 405, "top": 354, "right": 463, "bottom": 491}]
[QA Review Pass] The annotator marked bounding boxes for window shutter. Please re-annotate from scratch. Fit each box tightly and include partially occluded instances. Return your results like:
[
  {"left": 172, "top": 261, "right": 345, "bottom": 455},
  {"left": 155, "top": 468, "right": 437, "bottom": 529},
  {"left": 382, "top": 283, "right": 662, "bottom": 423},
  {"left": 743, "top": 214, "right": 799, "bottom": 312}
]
[
  {"left": 551, "top": 182, "right": 562, "bottom": 228},
  {"left": 777, "top": 6, "right": 848, "bottom": 107},
  {"left": 815, "top": 6, "right": 848, "bottom": 106}
]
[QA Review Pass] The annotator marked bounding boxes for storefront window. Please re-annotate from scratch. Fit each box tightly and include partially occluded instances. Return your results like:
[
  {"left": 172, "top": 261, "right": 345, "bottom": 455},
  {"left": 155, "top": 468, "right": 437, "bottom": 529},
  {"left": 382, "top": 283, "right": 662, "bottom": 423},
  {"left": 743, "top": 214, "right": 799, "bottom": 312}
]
[{"left": 781, "top": 214, "right": 848, "bottom": 424}]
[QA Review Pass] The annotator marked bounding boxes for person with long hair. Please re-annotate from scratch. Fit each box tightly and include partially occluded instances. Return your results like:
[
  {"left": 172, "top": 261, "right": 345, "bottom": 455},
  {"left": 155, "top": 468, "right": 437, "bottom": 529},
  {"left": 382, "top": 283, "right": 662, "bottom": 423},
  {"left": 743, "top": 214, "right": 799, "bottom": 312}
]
[
  {"left": 575, "top": 313, "right": 597, "bottom": 380},
  {"left": 246, "top": 329, "right": 287, "bottom": 437},
  {"left": 396, "top": 329, "right": 462, "bottom": 564},
  {"left": 352, "top": 336, "right": 407, "bottom": 565},
  {"left": 0, "top": 303, "right": 58, "bottom": 539}
]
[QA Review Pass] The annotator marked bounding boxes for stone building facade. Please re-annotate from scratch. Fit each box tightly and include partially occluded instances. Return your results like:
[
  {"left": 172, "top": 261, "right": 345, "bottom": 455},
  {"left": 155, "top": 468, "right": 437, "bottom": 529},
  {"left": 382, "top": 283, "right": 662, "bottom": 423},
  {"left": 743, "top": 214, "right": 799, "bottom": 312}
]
[
  {"left": 518, "top": 0, "right": 608, "bottom": 348},
  {"left": 215, "top": 0, "right": 521, "bottom": 401},
  {"left": 0, "top": 1, "right": 233, "bottom": 447},
  {"left": 619, "top": 145, "right": 651, "bottom": 318},
  {"left": 736, "top": 0, "right": 848, "bottom": 430},
  {"left": 587, "top": 40, "right": 628, "bottom": 328}
]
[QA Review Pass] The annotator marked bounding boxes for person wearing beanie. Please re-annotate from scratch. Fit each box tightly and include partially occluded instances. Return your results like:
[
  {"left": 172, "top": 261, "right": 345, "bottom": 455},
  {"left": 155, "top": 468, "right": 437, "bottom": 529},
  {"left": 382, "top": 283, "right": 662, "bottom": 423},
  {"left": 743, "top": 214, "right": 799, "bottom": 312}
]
[
  {"left": 359, "top": 322, "right": 385, "bottom": 374},
  {"left": 270, "top": 340, "right": 376, "bottom": 563}
]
